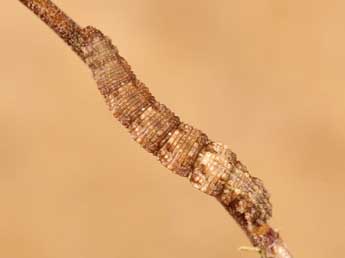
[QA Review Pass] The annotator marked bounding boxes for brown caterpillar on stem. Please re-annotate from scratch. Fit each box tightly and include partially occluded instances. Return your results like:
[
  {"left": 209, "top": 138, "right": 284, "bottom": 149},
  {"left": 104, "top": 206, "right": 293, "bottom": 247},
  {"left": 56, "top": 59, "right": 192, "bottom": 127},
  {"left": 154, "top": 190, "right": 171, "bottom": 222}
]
[
  {"left": 17, "top": 1, "right": 293, "bottom": 257},
  {"left": 81, "top": 25, "right": 272, "bottom": 230}
]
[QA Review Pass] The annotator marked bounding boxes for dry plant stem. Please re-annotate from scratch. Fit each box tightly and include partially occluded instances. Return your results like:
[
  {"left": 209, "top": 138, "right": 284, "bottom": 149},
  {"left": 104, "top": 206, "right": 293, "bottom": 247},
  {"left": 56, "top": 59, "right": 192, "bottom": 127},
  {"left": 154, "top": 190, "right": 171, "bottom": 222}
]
[{"left": 18, "top": 1, "right": 293, "bottom": 257}]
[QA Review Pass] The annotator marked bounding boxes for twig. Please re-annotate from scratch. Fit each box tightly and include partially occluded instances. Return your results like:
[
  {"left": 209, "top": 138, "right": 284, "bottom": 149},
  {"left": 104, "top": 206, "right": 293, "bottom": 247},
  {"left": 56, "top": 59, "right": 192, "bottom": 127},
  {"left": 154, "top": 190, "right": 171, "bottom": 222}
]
[{"left": 17, "top": 1, "right": 293, "bottom": 257}]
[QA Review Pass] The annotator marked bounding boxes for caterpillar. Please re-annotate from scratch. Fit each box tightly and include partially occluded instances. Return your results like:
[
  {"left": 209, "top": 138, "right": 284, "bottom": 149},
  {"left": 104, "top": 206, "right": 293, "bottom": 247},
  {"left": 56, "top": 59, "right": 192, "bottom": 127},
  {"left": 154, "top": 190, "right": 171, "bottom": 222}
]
[
  {"left": 17, "top": 1, "right": 292, "bottom": 257},
  {"left": 81, "top": 25, "right": 272, "bottom": 232}
]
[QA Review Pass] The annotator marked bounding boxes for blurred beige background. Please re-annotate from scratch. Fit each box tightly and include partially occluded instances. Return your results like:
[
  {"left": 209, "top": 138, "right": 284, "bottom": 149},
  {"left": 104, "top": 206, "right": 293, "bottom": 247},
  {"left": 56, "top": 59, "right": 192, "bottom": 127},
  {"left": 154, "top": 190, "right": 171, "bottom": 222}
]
[{"left": 1, "top": 0, "right": 345, "bottom": 257}]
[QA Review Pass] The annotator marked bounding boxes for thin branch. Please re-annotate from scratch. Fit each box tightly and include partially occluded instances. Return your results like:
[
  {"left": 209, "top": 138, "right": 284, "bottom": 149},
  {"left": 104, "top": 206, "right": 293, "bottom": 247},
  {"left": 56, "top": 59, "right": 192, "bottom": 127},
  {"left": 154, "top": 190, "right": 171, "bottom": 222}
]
[{"left": 17, "top": 1, "right": 293, "bottom": 257}]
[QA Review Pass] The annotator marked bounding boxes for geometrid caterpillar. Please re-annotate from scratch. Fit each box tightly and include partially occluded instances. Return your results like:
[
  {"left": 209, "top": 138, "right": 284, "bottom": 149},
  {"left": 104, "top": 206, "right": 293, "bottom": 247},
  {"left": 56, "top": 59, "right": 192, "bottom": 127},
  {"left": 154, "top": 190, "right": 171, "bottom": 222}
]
[
  {"left": 18, "top": 1, "right": 293, "bottom": 257},
  {"left": 82, "top": 25, "right": 273, "bottom": 230}
]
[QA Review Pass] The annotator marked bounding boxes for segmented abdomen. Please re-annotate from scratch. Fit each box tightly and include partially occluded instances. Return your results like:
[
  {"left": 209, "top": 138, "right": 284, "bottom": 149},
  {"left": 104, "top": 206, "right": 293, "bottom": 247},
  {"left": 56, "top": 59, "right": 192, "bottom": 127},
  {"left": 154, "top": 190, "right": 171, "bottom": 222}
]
[{"left": 81, "top": 26, "right": 272, "bottom": 233}]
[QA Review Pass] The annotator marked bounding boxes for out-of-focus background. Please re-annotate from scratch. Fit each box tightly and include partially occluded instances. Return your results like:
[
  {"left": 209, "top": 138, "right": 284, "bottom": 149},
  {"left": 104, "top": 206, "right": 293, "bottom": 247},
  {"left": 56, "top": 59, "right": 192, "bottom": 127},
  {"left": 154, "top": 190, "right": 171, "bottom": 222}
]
[{"left": 1, "top": 1, "right": 344, "bottom": 257}]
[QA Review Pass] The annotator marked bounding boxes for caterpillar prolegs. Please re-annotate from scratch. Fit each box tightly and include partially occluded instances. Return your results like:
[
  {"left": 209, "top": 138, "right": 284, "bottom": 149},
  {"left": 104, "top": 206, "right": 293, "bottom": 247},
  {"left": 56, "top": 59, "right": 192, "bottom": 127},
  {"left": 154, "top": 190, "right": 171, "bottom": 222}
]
[{"left": 18, "top": 1, "right": 293, "bottom": 257}]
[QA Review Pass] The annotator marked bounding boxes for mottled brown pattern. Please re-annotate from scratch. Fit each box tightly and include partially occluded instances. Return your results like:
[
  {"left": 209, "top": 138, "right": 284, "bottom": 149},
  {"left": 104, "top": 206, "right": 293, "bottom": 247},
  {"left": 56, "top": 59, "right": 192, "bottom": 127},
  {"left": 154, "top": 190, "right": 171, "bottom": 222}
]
[
  {"left": 190, "top": 142, "right": 236, "bottom": 195},
  {"left": 129, "top": 102, "right": 180, "bottom": 154},
  {"left": 18, "top": 1, "right": 293, "bottom": 257},
  {"left": 191, "top": 142, "right": 272, "bottom": 238},
  {"left": 82, "top": 27, "right": 135, "bottom": 96},
  {"left": 157, "top": 123, "right": 208, "bottom": 176},
  {"left": 105, "top": 81, "right": 153, "bottom": 127}
]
